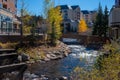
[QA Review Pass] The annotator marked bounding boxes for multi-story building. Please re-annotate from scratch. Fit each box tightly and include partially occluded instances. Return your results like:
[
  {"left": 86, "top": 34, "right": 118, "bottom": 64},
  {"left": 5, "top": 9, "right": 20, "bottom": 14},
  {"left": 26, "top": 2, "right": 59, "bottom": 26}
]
[
  {"left": 36, "top": 19, "right": 48, "bottom": 34},
  {"left": 0, "top": 0, "right": 20, "bottom": 35},
  {"left": 109, "top": 0, "right": 120, "bottom": 40},
  {"left": 81, "top": 10, "right": 97, "bottom": 27},
  {"left": 59, "top": 5, "right": 81, "bottom": 33},
  {"left": 90, "top": 11, "right": 97, "bottom": 23}
]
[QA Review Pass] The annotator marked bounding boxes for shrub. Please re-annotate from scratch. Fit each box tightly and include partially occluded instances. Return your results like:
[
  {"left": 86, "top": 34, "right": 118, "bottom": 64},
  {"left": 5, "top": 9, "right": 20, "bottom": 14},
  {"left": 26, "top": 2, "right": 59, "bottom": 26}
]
[{"left": 71, "top": 41, "right": 120, "bottom": 80}]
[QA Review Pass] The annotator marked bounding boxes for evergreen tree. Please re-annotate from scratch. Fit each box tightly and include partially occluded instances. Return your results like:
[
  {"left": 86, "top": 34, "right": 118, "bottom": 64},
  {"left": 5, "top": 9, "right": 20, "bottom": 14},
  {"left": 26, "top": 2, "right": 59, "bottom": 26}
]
[
  {"left": 92, "top": 3, "right": 109, "bottom": 37},
  {"left": 103, "top": 6, "right": 109, "bottom": 37},
  {"left": 92, "top": 3, "right": 103, "bottom": 36}
]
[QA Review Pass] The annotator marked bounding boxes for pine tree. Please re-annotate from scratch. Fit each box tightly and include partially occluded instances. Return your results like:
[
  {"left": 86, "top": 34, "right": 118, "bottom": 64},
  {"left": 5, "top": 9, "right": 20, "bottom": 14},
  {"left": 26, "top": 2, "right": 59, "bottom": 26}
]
[
  {"left": 92, "top": 3, "right": 103, "bottom": 36},
  {"left": 92, "top": 3, "right": 109, "bottom": 37},
  {"left": 103, "top": 6, "right": 109, "bottom": 37},
  {"left": 78, "top": 19, "right": 88, "bottom": 33}
]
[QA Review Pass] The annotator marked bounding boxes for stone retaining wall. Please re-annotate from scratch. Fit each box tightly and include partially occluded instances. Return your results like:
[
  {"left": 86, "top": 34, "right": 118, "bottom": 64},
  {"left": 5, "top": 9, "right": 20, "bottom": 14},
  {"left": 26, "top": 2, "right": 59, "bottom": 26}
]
[{"left": 0, "top": 35, "right": 43, "bottom": 43}]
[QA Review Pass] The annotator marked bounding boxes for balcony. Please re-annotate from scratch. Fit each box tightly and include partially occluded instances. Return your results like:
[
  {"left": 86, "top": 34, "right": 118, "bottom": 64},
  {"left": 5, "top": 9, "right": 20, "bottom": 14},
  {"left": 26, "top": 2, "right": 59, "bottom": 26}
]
[
  {"left": 0, "top": 7, "right": 14, "bottom": 18},
  {"left": 0, "top": 28, "right": 20, "bottom": 35}
]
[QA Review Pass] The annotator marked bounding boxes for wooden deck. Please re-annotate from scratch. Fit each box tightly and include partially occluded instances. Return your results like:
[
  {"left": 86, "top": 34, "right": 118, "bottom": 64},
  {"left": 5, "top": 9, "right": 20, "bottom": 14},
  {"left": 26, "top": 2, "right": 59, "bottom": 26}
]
[
  {"left": 0, "top": 49, "right": 16, "bottom": 54},
  {"left": 0, "top": 63, "right": 27, "bottom": 74},
  {"left": 0, "top": 49, "right": 28, "bottom": 80}
]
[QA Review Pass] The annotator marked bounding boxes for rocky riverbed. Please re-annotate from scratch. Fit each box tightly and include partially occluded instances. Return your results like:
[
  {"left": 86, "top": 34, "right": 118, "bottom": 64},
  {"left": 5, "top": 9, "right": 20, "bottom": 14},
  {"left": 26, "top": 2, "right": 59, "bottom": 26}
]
[
  {"left": 42, "top": 41, "right": 71, "bottom": 61},
  {"left": 22, "top": 44, "right": 100, "bottom": 80},
  {"left": 22, "top": 41, "right": 71, "bottom": 80}
]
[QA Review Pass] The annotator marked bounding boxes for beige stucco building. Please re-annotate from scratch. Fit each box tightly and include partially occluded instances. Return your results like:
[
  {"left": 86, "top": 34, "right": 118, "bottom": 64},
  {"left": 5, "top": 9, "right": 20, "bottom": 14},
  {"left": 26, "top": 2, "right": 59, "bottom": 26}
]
[
  {"left": 36, "top": 19, "right": 49, "bottom": 34},
  {"left": 81, "top": 10, "right": 97, "bottom": 27},
  {"left": 0, "top": 0, "right": 21, "bottom": 35},
  {"left": 59, "top": 5, "right": 81, "bottom": 33},
  {"left": 109, "top": 0, "right": 120, "bottom": 40}
]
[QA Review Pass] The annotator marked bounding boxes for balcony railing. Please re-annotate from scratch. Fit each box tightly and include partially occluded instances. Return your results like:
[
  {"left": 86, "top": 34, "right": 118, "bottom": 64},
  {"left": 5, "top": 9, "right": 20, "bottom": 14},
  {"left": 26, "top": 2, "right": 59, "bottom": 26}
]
[{"left": 0, "top": 28, "right": 20, "bottom": 35}]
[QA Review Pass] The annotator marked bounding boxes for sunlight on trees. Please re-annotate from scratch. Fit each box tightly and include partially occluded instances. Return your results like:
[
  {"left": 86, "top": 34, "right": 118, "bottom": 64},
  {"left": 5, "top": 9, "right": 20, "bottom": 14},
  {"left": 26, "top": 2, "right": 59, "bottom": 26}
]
[
  {"left": 72, "top": 42, "right": 120, "bottom": 80},
  {"left": 22, "top": 14, "right": 32, "bottom": 34},
  {"left": 92, "top": 3, "right": 108, "bottom": 37},
  {"left": 78, "top": 19, "right": 88, "bottom": 33},
  {"left": 48, "top": 6, "right": 63, "bottom": 46}
]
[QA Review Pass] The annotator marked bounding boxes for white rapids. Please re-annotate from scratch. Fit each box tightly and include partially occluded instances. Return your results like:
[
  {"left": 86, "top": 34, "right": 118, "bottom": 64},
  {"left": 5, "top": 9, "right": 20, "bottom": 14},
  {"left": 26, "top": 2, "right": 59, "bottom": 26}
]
[{"left": 68, "top": 45, "right": 100, "bottom": 64}]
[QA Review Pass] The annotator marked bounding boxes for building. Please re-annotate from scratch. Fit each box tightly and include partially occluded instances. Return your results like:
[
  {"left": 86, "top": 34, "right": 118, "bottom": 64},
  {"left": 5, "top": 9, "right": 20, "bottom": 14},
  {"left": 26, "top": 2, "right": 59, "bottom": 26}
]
[
  {"left": 59, "top": 5, "right": 81, "bottom": 33},
  {"left": 36, "top": 19, "right": 48, "bottom": 34},
  {"left": 81, "top": 10, "right": 97, "bottom": 27},
  {"left": 109, "top": 0, "right": 120, "bottom": 40},
  {"left": 0, "top": 0, "right": 21, "bottom": 35}
]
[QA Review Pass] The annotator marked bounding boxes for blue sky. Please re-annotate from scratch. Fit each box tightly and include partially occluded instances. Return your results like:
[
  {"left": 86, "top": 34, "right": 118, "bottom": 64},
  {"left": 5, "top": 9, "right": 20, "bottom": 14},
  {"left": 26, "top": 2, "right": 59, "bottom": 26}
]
[{"left": 17, "top": 0, "right": 114, "bottom": 15}]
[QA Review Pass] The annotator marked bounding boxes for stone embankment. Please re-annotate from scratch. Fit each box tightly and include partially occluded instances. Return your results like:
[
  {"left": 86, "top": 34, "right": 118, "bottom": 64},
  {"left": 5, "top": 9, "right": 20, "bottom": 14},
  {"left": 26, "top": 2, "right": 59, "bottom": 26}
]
[
  {"left": 43, "top": 41, "right": 71, "bottom": 61},
  {"left": 23, "top": 41, "right": 71, "bottom": 80},
  {"left": 19, "top": 41, "right": 71, "bottom": 62}
]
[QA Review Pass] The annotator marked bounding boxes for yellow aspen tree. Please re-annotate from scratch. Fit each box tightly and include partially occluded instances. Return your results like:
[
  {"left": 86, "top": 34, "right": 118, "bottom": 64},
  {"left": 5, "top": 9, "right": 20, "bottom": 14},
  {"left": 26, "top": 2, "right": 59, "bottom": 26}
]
[
  {"left": 78, "top": 19, "right": 88, "bottom": 32},
  {"left": 48, "top": 6, "right": 63, "bottom": 46}
]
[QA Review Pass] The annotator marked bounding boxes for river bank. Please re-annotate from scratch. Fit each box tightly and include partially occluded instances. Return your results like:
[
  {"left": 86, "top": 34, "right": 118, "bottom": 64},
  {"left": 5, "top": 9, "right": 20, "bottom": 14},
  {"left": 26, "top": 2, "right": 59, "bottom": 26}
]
[
  {"left": 20, "top": 41, "right": 71, "bottom": 80},
  {"left": 17, "top": 41, "right": 71, "bottom": 62},
  {"left": 23, "top": 44, "right": 100, "bottom": 80}
]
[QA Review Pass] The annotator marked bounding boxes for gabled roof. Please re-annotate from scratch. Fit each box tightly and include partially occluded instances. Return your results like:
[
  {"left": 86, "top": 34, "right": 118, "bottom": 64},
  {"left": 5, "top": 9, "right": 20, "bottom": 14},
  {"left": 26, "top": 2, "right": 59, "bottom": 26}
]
[
  {"left": 59, "top": 5, "right": 80, "bottom": 10},
  {"left": 59, "top": 5, "right": 70, "bottom": 9},
  {"left": 82, "top": 10, "right": 97, "bottom": 14},
  {"left": 81, "top": 10, "right": 90, "bottom": 14},
  {"left": 90, "top": 11, "right": 97, "bottom": 13},
  {"left": 71, "top": 5, "right": 79, "bottom": 10}
]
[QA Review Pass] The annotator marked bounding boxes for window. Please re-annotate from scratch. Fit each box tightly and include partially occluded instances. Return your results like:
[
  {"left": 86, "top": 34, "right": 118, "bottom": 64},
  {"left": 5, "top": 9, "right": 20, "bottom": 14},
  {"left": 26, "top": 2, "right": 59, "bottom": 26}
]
[
  {"left": 64, "top": 10, "right": 67, "bottom": 13},
  {"left": 8, "top": 8, "right": 10, "bottom": 11},
  {"left": 64, "top": 16, "right": 68, "bottom": 19},
  {"left": 65, "top": 13, "right": 68, "bottom": 16},
  {"left": 0, "top": 3, "right": 2, "bottom": 8},
  {"left": 2, "top": 0, "right": 7, "bottom": 2},
  {"left": 119, "top": 0, "right": 120, "bottom": 5},
  {"left": 8, "top": 22, "right": 12, "bottom": 32},
  {"left": 14, "top": 0, "right": 17, "bottom": 8},
  {"left": 3, "top": 4, "right": 7, "bottom": 9}
]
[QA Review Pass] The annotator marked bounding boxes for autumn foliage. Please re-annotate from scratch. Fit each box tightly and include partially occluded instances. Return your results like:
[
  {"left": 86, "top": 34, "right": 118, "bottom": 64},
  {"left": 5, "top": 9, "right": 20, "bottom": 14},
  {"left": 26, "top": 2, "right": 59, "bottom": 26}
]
[
  {"left": 48, "top": 6, "right": 63, "bottom": 45},
  {"left": 78, "top": 19, "right": 88, "bottom": 33},
  {"left": 72, "top": 41, "right": 120, "bottom": 80}
]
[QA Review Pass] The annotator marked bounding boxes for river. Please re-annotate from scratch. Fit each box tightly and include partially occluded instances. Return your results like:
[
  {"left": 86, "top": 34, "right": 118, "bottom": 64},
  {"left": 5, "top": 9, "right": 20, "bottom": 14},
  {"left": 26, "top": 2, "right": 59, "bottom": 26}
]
[{"left": 25, "top": 45, "right": 100, "bottom": 80}]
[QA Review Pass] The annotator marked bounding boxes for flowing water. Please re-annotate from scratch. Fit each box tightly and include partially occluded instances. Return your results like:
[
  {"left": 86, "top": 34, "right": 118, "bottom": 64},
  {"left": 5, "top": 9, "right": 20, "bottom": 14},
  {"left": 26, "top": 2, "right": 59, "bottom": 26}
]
[{"left": 27, "top": 45, "right": 100, "bottom": 79}]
